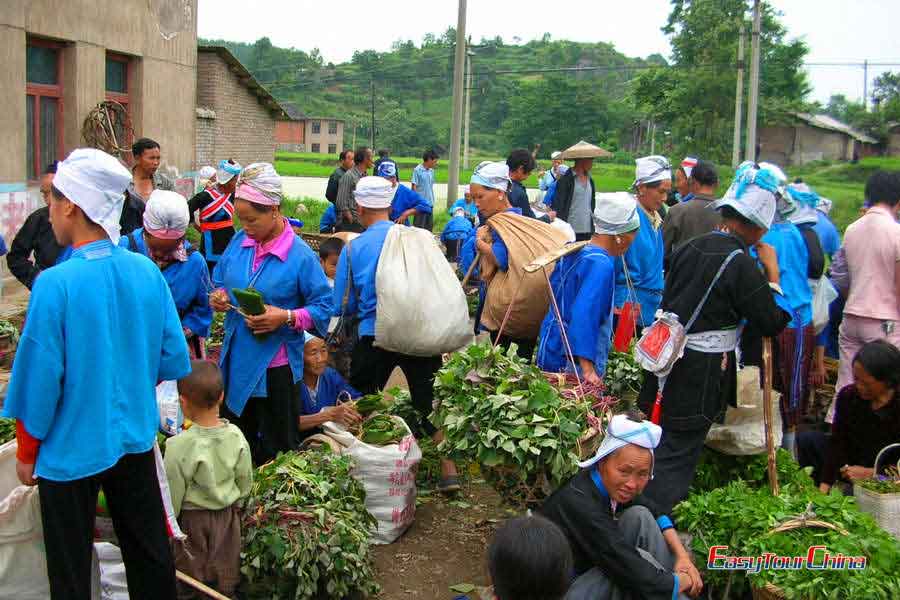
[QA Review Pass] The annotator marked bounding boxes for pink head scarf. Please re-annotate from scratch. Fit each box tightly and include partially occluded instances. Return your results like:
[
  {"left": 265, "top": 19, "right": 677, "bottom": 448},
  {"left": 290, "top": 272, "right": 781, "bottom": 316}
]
[{"left": 236, "top": 162, "right": 282, "bottom": 206}]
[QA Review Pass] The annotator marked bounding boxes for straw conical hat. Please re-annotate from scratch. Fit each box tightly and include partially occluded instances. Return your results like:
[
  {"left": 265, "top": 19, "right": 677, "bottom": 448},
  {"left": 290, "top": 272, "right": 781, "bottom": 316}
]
[{"left": 559, "top": 140, "right": 613, "bottom": 160}]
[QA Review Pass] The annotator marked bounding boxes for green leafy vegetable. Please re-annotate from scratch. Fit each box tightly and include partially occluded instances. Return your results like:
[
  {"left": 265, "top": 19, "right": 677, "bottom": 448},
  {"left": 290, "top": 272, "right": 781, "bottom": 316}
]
[
  {"left": 432, "top": 343, "right": 593, "bottom": 507},
  {"left": 241, "top": 448, "right": 379, "bottom": 599},
  {"left": 603, "top": 350, "right": 643, "bottom": 400},
  {"left": 354, "top": 393, "right": 392, "bottom": 417},
  {"left": 0, "top": 418, "right": 15, "bottom": 445},
  {"left": 360, "top": 415, "right": 406, "bottom": 445}
]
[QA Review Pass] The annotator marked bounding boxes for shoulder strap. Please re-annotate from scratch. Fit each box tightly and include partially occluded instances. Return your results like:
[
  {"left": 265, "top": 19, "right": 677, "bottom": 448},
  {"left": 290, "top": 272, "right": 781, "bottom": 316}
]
[
  {"left": 127, "top": 232, "right": 139, "bottom": 252},
  {"left": 339, "top": 239, "right": 354, "bottom": 316},
  {"left": 684, "top": 249, "right": 742, "bottom": 333}
]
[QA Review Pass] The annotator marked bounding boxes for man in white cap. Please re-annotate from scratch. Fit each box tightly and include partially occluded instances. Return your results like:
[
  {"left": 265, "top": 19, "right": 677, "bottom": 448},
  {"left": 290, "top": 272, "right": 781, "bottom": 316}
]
[
  {"left": 542, "top": 412, "right": 703, "bottom": 600},
  {"left": 332, "top": 176, "right": 460, "bottom": 492},
  {"left": 537, "top": 193, "right": 641, "bottom": 383},
  {"left": 674, "top": 155, "right": 698, "bottom": 203},
  {"left": 636, "top": 165, "right": 790, "bottom": 515},
  {"left": 3, "top": 148, "right": 192, "bottom": 599},
  {"left": 188, "top": 158, "right": 242, "bottom": 273},
  {"left": 538, "top": 150, "right": 565, "bottom": 197}
]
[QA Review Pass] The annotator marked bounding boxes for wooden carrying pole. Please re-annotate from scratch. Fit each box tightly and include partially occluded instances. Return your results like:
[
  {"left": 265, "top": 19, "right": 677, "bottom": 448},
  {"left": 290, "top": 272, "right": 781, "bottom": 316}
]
[
  {"left": 176, "top": 570, "right": 231, "bottom": 600},
  {"left": 762, "top": 337, "right": 780, "bottom": 495}
]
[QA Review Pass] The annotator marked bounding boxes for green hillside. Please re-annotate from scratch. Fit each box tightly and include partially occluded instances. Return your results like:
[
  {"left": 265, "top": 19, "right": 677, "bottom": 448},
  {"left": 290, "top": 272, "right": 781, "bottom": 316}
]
[{"left": 200, "top": 33, "right": 665, "bottom": 157}]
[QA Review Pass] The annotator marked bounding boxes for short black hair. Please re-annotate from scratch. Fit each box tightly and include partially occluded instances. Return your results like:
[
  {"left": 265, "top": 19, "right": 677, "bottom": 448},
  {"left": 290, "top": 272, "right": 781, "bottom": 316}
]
[
  {"left": 506, "top": 148, "right": 536, "bottom": 174},
  {"left": 338, "top": 149, "right": 353, "bottom": 162},
  {"left": 423, "top": 149, "right": 439, "bottom": 162},
  {"left": 132, "top": 137, "right": 160, "bottom": 158},
  {"left": 354, "top": 147, "right": 371, "bottom": 165},
  {"left": 45, "top": 161, "right": 59, "bottom": 175},
  {"left": 177, "top": 360, "right": 224, "bottom": 411},
  {"left": 864, "top": 171, "right": 900, "bottom": 207},
  {"left": 691, "top": 160, "right": 719, "bottom": 187},
  {"left": 319, "top": 236, "right": 345, "bottom": 260},
  {"left": 854, "top": 340, "right": 900, "bottom": 390},
  {"left": 488, "top": 515, "right": 573, "bottom": 600},
  {"left": 377, "top": 148, "right": 390, "bottom": 158}
]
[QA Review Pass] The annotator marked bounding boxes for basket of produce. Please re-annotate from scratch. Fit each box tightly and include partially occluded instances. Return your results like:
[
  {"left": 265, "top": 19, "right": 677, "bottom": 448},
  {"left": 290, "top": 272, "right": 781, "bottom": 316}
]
[
  {"left": 301, "top": 232, "right": 328, "bottom": 252},
  {"left": 241, "top": 448, "right": 380, "bottom": 599},
  {"left": 853, "top": 444, "right": 900, "bottom": 540},
  {"left": 676, "top": 453, "right": 900, "bottom": 600},
  {"left": 432, "top": 343, "right": 607, "bottom": 507},
  {"left": 0, "top": 320, "right": 20, "bottom": 369}
]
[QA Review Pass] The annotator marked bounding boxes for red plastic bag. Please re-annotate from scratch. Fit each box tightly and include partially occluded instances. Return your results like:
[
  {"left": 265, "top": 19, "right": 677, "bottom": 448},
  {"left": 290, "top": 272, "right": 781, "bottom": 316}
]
[{"left": 613, "top": 302, "right": 640, "bottom": 352}]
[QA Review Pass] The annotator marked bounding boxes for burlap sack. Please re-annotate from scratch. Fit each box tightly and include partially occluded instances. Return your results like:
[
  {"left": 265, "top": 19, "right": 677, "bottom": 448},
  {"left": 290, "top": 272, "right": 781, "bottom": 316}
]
[{"left": 480, "top": 212, "right": 569, "bottom": 339}]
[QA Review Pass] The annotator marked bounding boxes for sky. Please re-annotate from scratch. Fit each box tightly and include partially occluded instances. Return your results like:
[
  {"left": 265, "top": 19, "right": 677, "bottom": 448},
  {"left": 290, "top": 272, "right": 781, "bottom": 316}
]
[{"left": 197, "top": 0, "right": 900, "bottom": 105}]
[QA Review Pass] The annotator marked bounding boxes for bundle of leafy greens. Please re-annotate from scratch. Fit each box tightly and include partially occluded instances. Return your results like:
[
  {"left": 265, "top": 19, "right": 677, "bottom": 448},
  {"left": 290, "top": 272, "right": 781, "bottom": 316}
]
[
  {"left": 676, "top": 454, "right": 900, "bottom": 599},
  {"left": 432, "top": 343, "right": 592, "bottom": 506},
  {"left": 0, "top": 417, "right": 15, "bottom": 445},
  {"left": 360, "top": 415, "right": 406, "bottom": 445},
  {"left": 691, "top": 447, "right": 815, "bottom": 495},
  {"left": 241, "top": 448, "right": 379, "bottom": 600},
  {"left": 603, "top": 350, "right": 643, "bottom": 400}
]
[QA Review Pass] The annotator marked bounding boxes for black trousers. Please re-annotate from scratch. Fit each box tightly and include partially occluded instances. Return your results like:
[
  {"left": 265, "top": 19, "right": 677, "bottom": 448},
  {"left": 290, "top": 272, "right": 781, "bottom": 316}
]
[
  {"left": 445, "top": 239, "right": 462, "bottom": 262},
  {"left": 413, "top": 212, "right": 434, "bottom": 232},
  {"left": 574, "top": 232, "right": 592, "bottom": 242},
  {"left": 638, "top": 424, "right": 714, "bottom": 514},
  {"left": 38, "top": 450, "right": 176, "bottom": 600},
  {"left": 223, "top": 364, "right": 301, "bottom": 465},
  {"left": 796, "top": 430, "right": 828, "bottom": 485},
  {"left": 489, "top": 330, "right": 537, "bottom": 362},
  {"left": 350, "top": 336, "right": 442, "bottom": 437}
]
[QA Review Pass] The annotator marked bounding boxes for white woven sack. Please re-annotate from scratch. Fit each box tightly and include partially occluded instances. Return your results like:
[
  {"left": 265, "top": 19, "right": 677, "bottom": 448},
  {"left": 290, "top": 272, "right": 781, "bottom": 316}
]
[
  {"left": 323, "top": 416, "right": 422, "bottom": 544},
  {"left": 374, "top": 225, "right": 472, "bottom": 356},
  {"left": 706, "top": 367, "right": 783, "bottom": 455}
]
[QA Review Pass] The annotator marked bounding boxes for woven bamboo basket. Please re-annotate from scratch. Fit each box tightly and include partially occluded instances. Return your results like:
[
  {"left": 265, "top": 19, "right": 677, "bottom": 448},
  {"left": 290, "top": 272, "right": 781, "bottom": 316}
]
[
  {"left": 750, "top": 513, "right": 850, "bottom": 600},
  {"left": 301, "top": 232, "right": 328, "bottom": 252},
  {"left": 852, "top": 443, "right": 900, "bottom": 540}
]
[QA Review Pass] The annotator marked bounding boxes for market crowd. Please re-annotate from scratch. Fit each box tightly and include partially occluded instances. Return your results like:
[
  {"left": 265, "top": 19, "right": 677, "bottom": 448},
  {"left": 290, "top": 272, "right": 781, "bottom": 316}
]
[{"left": 2, "top": 133, "right": 899, "bottom": 600}]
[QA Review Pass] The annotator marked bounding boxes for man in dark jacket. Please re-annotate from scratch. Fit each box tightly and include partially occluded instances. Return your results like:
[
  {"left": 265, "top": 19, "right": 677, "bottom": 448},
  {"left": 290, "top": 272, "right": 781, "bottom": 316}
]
[
  {"left": 7, "top": 162, "right": 65, "bottom": 288},
  {"left": 542, "top": 413, "right": 701, "bottom": 600},
  {"left": 551, "top": 158, "right": 596, "bottom": 240},
  {"left": 325, "top": 149, "right": 354, "bottom": 204},
  {"left": 662, "top": 159, "right": 721, "bottom": 262},
  {"left": 506, "top": 149, "right": 537, "bottom": 219}
]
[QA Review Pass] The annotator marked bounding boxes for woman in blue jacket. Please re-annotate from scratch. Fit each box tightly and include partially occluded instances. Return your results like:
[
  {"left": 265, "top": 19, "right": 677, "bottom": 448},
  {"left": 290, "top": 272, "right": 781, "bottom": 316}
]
[
  {"left": 209, "top": 163, "right": 332, "bottom": 464},
  {"left": 120, "top": 189, "right": 212, "bottom": 358}
]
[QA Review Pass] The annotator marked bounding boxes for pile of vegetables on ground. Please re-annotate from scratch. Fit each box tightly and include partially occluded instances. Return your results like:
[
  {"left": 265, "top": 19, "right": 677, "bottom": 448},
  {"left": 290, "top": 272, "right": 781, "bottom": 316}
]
[
  {"left": 431, "top": 342, "right": 606, "bottom": 506},
  {"left": 602, "top": 350, "right": 643, "bottom": 401},
  {"left": 0, "top": 417, "right": 15, "bottom": 445},
  {"left": 241, "top": 448, "right": 379, "bottom": 600},
  {"left": 676, "top": 449, "right": 900, "bottom": 599},
  {"left": 359, "top": 414, "right": 406, "bottom": 445}
]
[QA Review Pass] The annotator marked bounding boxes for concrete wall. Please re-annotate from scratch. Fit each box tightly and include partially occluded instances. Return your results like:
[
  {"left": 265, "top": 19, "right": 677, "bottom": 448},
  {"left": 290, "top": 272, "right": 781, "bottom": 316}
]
[
  {"left": 195, "top": 50, "right": 275, "bottom": 168},
  {"left": 196, "top": 110, "right": 216, "bottom": 170},
  {"left": 0, "top": 0, "right": 197, "bottom": 290},
  {"left": 304, "top": 119, "right": 344, "bottom": 154},
  {"left": 0, "top": 0, "right": 198, "bottom": 182},
  {"left": 759, "top": 124, "right": 853, "bottom": 166}
]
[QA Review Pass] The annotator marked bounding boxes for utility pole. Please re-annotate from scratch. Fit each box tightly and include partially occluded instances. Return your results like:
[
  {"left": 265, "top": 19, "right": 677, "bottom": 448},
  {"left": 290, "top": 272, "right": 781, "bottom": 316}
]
[
  {"left": 463, "top": 43, "right": 474, "bottom": 170},
  {"left": 370, "top": 79, "right": 376, "bottom": 149},
  {"left": 351, "top": 120, "right": 357, "bottom": 149},
  {"left": 745, "top": 0, "right": 761, "bottom": 162},
  {"left": 446, "top": 0, "right": 467, "bottom": 209},
  {"left": 650, "top": 121, "right": 656, "bottom": 155},
  {"left": 863, "top": 59, "right": 869, "bottom": 110},
  {"left": 732, "top": 23, "right": 746, "bottom": 167}
]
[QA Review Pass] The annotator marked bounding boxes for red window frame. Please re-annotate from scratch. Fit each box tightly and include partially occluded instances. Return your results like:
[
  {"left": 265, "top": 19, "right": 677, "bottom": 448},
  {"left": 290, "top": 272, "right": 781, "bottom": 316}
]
[
  {"left": 105, "top": 52, "right": 132, "bottom": 148},
  {"left": 26, "top": 38, "right": 64, "bottom": 181}
]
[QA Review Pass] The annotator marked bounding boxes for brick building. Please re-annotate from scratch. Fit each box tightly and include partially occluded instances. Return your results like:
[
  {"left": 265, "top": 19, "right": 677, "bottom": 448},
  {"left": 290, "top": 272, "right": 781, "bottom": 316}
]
[
  {"left": 275, "top": 102, "right": 345, "bottom": 155},
  {"left": 759, "top": 113, "right": 880, "bottom": 166},
  {"left": 195, "top": 46, "right": 289, "bottom": 170}
]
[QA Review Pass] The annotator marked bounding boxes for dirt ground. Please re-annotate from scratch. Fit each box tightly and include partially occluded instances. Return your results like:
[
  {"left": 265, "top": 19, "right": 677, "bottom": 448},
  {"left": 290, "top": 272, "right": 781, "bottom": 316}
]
[{"left": 371, "top": 480, "right": 517, "bottom": 600}]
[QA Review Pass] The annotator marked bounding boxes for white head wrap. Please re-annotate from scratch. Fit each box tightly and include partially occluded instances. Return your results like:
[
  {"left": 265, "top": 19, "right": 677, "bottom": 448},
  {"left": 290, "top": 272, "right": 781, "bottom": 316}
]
[
  {"left": 758, "top": 161, "right": 788, "bottom": 198},
  {"left": 592, "top": 192, "right": 641, "bottom": 236},
  {"left": 199, "top": 166, "right": 216, "bottom": 181},
  {"left": 237, "top": 162, "right": 282, "bottom": 206},
  {"left": 557, "top": 164, "right": 570, "bottom": 176},
  {"left": 354, "top": 176, "right": 395, "bottom": 209},
  {"left": 53, "top": 148, "right": 131, "bottom": 245},
  {"left": 462, "top": 185, "right": 470, "bottom": 196},
  {"left": 714, "top": 165, "right": 779, "bottom": 230},
  {"left": 216, "top": 159, "right": 242, "bottom": 185},
  {"left": 452, "top": 207, "right": 466, "bottom": 218},
  {"left": 551, "top": 151, "right": 562, "bottom": 160},
  {"left": 470, "top": 161, "right": 511, "bottom": 192},
  {"left": 578, "top": 414, "right": 663, "bottom": 476},
  {"left": 816, "top": 196, "right": 833, "bottom": 215},
  {"left": 786, "top": 183, "right": 819, "bottom": 225},
  {"left": 143, "top": 190, "right": 190, "bottom": 239},
  {"left": 304, "top": 331, "right": 322, "bottom": 345},
  {"left": 634, "top": 155, "right": 672, "bottom": 188}
]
